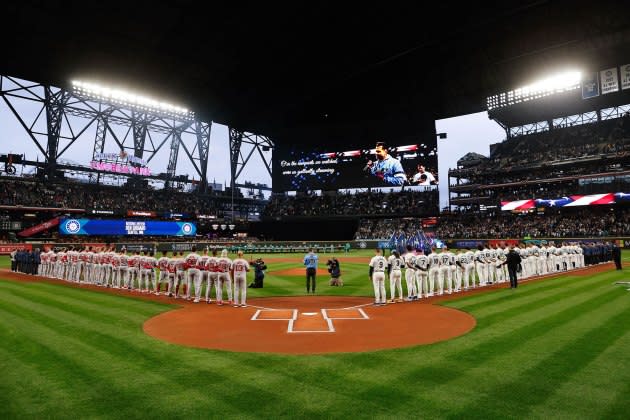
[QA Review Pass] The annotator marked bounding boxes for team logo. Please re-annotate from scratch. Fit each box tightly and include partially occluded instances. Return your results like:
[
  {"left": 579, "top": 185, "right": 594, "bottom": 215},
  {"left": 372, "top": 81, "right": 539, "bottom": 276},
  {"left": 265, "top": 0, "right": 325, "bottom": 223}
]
[
  {"left": 181, "top": 223, "right": 193, "bottom": 235},
  {"left": 359, "top": 241, "right": 367, "bottom": 249},
  {"left": 65, "top": 219, "right": 81, "bottom": 234}
]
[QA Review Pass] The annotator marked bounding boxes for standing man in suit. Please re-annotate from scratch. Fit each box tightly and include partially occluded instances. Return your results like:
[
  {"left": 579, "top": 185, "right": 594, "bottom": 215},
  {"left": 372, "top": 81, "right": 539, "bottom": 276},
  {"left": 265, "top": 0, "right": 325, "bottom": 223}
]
[
  {"left": 503, "top": 246, "right": 522, "bottom": 289},
  {"left": 612, "top": 243, "right": 622, "bottom": 270}
]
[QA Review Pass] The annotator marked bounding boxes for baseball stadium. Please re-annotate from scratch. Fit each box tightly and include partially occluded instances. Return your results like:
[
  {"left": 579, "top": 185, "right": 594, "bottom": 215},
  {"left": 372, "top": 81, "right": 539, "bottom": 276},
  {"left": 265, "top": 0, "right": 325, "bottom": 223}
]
[{"left": 2, "top": 2, "right": 630, "bottom": 418}]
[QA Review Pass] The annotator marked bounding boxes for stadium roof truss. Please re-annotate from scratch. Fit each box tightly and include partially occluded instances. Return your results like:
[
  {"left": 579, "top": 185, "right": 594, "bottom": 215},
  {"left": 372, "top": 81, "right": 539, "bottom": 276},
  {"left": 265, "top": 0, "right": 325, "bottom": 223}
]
[{"left": 0, "top": 75, "right": 226, "bottom": 190}]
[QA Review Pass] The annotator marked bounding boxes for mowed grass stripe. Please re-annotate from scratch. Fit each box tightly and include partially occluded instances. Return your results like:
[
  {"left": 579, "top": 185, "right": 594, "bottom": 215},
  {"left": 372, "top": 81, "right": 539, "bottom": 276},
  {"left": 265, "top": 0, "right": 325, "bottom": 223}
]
[
  {"left": 0, "top": 304, "right": 248, "bottom": 418},
  {"left": 0, "top": 299, "right": 321, "bottom": 418},
  {"left": 0, "top": 345, "right": 81, "bottom": 418},
  {"left": 351, "top": 286, "right": 625, "bottom": 414},
  {"left": 0, "top": 279, "right": 172, "bottom": 317},
  {"left": 0, "top": 288, "right": 339, "bottom": 418},
  {"left": 447, "top": 290, "right": 630, "bottom": 419},
  {"left": 435, "top": 276, "right": 619, "bottom": 356},
  {"left": 380, "top": 280, "right": 626, "bottom": 397},
  {"left": 528, "top": 326, "right": 630, "bottom": 418},
  {"left": 451, "top": 271, "right": 598, "bottom": 312},
  {"left": 470, "top": 273, "right": 618, "bottom": 324},
  {"left": 0, "top": 281, "right": 175, "bottom": 327}
]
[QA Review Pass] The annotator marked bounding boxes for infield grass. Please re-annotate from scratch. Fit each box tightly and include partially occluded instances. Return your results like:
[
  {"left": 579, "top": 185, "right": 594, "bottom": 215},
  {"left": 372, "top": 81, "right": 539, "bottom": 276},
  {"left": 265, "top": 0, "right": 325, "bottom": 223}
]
[{"left": 1, "top": 250, "right": 629, "bottom": 419}]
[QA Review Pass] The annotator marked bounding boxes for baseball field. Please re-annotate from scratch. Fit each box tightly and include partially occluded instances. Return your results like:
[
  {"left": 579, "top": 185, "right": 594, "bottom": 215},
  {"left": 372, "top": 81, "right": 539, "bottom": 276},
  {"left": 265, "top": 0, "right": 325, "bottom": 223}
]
[{"left": 1, "top": 250, "right": 630, "bottom": 418}]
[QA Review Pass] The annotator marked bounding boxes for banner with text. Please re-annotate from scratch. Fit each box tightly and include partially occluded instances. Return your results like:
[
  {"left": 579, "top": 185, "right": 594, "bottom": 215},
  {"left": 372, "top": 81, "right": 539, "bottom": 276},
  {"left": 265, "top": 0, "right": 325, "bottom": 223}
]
[
  {"left": 581, "top": 72, "right": 599, "bottom": 99},
  {"left": 600, "top": 67, "right": 619, "bottom": 94},
  {"left": 621, "top": 64, "right": 630, "bottom": 90},
  {"left": 59, "top": 219, "right": 196, "bottom": 236},
  {"left": 0, "top": 244, "right": 33, "bottom": 255},
  {"left": 17, "top": 217, "right": 60, "bottom": 237}
]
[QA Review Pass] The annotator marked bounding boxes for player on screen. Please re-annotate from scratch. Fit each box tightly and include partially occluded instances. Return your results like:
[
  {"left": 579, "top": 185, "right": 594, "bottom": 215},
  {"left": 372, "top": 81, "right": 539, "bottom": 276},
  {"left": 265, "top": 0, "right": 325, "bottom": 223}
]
[
  {"left": 364, "top": 141, "right": 407, "bottom": 186},
  {"left": 411, "top": 164, "right": 437, "bottom": 185}
]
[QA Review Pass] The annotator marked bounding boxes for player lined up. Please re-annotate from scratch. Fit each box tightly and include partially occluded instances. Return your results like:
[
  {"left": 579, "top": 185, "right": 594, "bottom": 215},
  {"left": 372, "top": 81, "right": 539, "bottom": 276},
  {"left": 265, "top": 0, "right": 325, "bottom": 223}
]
[
  {"left": 36, "top": 245, "right": 251, "bottom": 307},
  {"left": 369, "top": 243, "right": 586, "bottom": 305}
]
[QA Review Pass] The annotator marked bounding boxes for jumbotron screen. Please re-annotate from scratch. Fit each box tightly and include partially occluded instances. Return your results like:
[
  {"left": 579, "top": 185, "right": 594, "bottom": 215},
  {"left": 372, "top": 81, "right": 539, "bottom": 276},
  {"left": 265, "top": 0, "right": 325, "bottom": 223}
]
[{"left": 273, "top": 140, "right": 438, "bottom": 191}]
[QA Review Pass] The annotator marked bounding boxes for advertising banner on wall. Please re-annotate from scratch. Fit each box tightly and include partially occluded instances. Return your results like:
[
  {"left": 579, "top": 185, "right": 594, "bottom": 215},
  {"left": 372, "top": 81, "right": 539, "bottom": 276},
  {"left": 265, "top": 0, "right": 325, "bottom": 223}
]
[{"left": 0, "top": 244, "right": 33, "bottom": 255}]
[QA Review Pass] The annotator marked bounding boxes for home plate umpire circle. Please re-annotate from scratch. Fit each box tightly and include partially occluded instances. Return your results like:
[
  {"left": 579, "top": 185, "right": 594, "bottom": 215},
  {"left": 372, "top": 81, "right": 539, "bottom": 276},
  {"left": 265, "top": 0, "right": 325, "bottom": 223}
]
[{"left": 143, "top": 296, "right": 476, "bottom": 354}]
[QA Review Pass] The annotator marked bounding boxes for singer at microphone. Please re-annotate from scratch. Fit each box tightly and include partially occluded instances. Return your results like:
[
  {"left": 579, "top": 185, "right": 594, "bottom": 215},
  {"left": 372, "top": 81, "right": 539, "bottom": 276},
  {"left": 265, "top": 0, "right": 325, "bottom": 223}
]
[{"left": 365, "top": 141, "right": 407, "bottom": 186}]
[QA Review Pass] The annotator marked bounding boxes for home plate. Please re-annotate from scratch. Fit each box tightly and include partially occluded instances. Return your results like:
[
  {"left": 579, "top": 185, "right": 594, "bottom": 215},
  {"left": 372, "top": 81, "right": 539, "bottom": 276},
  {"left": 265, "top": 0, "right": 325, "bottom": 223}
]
[{"left": 302, "top": 312, "right": 317, "bottom": 316}]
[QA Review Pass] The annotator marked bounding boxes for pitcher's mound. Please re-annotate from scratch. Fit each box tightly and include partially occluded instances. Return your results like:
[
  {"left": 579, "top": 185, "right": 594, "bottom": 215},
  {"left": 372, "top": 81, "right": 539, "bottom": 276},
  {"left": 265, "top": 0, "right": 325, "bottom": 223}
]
[{"left": 144, "top": 296, "right": 475, "bottom": 354}]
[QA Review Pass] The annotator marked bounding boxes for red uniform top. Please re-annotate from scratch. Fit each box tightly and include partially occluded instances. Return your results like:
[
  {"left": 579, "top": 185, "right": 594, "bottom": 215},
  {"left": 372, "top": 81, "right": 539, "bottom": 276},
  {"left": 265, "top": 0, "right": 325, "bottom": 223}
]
[
  {"left": 157, "top": 257, "right": 169, "bottom": 271},
  {"left": 207, "top": 257, "right": 219, "bottom": 273},
  {"left": 143, "top": 257, "right": 156, "bottom": 270},
  {"left": 198, "top": 256, "right": 209, "bottom": 271},
  {"left": 185, "top": 253, "right": 200, "bottom": 270}
]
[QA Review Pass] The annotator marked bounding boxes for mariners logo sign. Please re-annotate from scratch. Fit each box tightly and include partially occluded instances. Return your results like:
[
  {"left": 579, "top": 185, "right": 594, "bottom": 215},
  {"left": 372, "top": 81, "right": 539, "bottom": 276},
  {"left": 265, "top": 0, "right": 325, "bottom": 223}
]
[
  {"left": 64, "top": 219, "right": 81, "bottom": 234},
  {"left": 181, "top": 223, "right": 194, "bottom": 235}
]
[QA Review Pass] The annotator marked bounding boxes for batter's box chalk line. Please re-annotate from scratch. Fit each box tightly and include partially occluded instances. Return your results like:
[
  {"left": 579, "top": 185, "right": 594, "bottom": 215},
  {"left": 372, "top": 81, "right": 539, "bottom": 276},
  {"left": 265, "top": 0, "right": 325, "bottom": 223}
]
[{"left": 251, "top": 307, "right": 370, "bottom": 333}]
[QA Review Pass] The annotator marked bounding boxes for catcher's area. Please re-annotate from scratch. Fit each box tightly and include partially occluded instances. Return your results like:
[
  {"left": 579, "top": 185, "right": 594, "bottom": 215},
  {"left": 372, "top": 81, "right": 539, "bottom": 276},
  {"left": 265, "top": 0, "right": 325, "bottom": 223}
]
[{"left": 143, "top": 296, "right": 476, "bottom": 354}]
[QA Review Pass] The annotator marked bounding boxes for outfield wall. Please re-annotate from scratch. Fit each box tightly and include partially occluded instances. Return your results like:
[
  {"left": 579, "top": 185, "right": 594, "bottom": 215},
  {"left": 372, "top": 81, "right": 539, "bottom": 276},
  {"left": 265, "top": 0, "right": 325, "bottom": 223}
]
[{"left": 5, "top": 237, "right": 629, "bottom": 255}]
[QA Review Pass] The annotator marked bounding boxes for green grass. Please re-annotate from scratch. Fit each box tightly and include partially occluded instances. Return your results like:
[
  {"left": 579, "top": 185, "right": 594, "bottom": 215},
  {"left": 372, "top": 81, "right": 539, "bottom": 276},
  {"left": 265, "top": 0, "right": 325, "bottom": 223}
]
[{"left": 1, "top": 250, "right": 630, "bottom": 419}]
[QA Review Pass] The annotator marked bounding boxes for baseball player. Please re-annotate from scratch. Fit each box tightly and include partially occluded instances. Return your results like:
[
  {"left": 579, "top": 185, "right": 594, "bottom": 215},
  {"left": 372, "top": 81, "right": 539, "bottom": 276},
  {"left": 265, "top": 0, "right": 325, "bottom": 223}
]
[
  {"left": 77, "top": 247, "right": 88, "bottom": 282},
  {"left": 197, "top": 248, "right": 210, "bottom": 300},
  {"left": 206, "top": 249, "right": 220, "bottom": 303},
  {"left": 85, "top": 247, "right": 95, "bottom": 283},
  {"left": 185, "top": 246, "right": 202, "bottom": 302},
  {"left": 414, "top": 249, "right": 429, "bottom": 298},
  {"left": 156, "top": 251, "right": 170, "bottom": 295},
  {"left": 547, "top": 243, "right": 557, "bottom": 273},
  {"left": 387, "top": 250, "right": 404, "bottom": 303},
  {"left": 68, "top": 247, "right": 79, "bottom": 282},
  {"left": 403, "top": 245, "right": 418, "bottom": 300},
  {"left": 125, "top": 252, "right": 136, "bottom": 289},
  {"left": 110, "top": 251, "right": 121, "bottom": 288},
  {"left": 166, "top": 254, "right": 178, "bottom": 297},
  {"left": 369, "top": 248, "right": 388, "bottom": 305},
  {"left": 438, "top": 246, "right": 452, "bottom": 295},
  {"left": 216, "top": 249, "right": 233, "bottom": 305},
  {"left": 173, "top": 252, "right": 187, "bottom": 298},
  {"left": 454, "top": 250, "right": 467, "bottom": 291},
  {"left": 231, "top": 251, "right": 250, "bottom": 307},
  {"left": 427, "top": 248, "right": 441, "bottom": 297},
  {"left": 47, "top": 250, "right": 57, "bottom": 278},
  {"left": 103, "top": 247, "right": 115, "bottom": 287},
  {"left": 37, "top": 249, "right": 46, "bottom": 276},
  {"left": 474, "top": 245, "right": 486, "bottom": 287},
  {"left": 140, "top": 252, "right": 158, "bottom": 293},
  {"left": 118, "top": 249, "right": 129, "bottom": 289},
  {"left": 484, "top": 246, "right": 495, "bottom": 285}
]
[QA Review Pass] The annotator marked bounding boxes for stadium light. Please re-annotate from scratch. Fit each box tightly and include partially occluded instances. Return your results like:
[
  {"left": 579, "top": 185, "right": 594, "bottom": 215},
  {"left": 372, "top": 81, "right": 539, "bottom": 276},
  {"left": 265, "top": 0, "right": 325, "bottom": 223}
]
[
  {"left": 486, "top": 70, "right": 582, "bottom": 111},
  {"left": 71, "top": 80, "right": 195, "bottom": 120}
]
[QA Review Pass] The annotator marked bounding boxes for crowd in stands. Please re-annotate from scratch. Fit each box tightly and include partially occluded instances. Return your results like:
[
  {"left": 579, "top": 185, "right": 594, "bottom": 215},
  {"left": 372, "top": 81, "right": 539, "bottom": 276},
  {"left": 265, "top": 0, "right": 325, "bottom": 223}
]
[
  {"left": 0, "top": 177, "right": 264, "bottom": 218},
  {"left": 452, "top": 174, "right": 630, "bottom": 204},
  {"left": 351, "top": 207, "right": 630, "bottom": 241},
  {"left": 355, "top": 218, "right": 425, "bottom": 240},
  {"left": 435, "top": 207, "right": 630, "bottom": 239},
  {"left": 450, "top": 114, "right": 630, "bottom": 186},
  {"left": 264, "top": 190, "right": 438, "bottom": 218}
]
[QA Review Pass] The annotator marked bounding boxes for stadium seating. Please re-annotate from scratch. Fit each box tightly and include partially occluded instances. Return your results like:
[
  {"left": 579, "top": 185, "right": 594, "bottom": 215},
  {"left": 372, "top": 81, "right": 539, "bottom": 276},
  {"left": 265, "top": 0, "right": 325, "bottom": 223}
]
[{"left": 449, "top": 114, "right": 630, "bottom": 208}]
